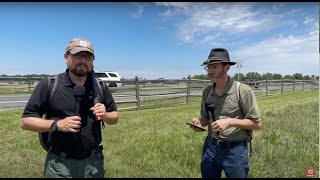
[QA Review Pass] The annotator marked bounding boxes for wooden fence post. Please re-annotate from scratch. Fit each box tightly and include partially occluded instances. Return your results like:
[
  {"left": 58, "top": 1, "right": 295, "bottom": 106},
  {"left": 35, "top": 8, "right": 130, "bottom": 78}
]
[
  {"left": 186, "top": 75, "right": 191, "bottom": 105},
  {"left": 293, "top": 79, "right": 295, "bottom": 92},
  {"left": 281, "top": 78, "right": 284, "bottom": 94},
  {"left": 28, "top": 76, "right": 31, "bottom": 92},
  {"left": 302, "top": 80, "right": 305, "bottom": 91},
  {"left": 265, "top": 79, "right": 269, "bottom": 96},
  {"left": 135, "top": 76, "right": 141, "bottom": 110}
]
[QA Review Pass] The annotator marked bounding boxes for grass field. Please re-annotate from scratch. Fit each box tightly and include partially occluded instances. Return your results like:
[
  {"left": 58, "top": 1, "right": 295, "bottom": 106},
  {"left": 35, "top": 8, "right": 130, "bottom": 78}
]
[
  {"left": 0, "top": 90, "right": 318, "bottom": 178},
  {"left": 0, "top": 88, "right": 32, "bottom": 95}
]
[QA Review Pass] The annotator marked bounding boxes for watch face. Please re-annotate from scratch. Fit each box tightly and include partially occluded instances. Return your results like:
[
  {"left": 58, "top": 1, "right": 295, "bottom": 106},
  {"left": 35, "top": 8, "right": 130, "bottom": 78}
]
[{"left": 50, "top": 122, "right": 58, "bottom": 132}]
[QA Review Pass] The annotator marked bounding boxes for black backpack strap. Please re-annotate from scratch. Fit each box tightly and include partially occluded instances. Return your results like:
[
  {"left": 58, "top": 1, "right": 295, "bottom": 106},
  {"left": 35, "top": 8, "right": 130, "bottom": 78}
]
[
  {"left": 46, "top": 75, "right": 59, "bottom": 118},
  {"left": 235, "top": 81, "right": 253, "bottom": 157},
  {"left": 95, "top": 77, "right": 105, "bottom": 101},
  {"left": 94, "top": 77, "right": 106, "bottom": 129},
  {"left": 205, "top": 85, "right": 213, "bottom": 99},
  {"left": 47, "top": 75, "right": 59, "bottom": 152},
  {"left": 204, "top": 84, "right": 213, "bottom": 121},
  {"left": 39, "top": 75, "right": 59, "bottom": 152}
]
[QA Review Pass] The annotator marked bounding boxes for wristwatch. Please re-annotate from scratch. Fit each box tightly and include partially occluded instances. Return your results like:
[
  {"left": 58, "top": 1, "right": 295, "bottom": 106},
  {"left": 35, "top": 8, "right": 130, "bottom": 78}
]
[{"left": 50, "top": 120, "right": 59, "bottom": 132}]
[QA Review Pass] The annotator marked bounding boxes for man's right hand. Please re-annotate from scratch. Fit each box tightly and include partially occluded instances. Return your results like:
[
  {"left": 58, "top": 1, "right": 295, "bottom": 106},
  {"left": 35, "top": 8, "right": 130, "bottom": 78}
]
[
  {"left": 57, "top": 116, "right": 82, "bottom": 133},
  {"left": 191, "top": 118, "right": 204, "bottom": 132}
]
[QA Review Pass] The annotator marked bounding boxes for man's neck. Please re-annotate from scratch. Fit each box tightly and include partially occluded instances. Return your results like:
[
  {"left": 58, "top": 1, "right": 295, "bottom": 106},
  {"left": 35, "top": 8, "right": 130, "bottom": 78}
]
[
  {"left": 68, "top": 71, "right": 87, "bottom": 86},
  {"left": 214, "top": 75, "right": 229, "bottom": 89}
]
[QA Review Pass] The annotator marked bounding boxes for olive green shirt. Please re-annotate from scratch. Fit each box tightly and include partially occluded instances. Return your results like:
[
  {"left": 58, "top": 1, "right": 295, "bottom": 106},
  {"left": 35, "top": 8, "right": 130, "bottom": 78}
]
[{"left": 200, "top": 77, "right": 261, "bottom": 141}]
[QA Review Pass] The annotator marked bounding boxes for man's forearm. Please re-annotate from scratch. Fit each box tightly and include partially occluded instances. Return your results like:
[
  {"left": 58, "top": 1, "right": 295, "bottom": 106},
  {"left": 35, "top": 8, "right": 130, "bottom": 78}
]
[
  {"left": 103, "top": 111, "right": 119, "bottom": 125},
  {"left": 229, "top": 118, "right": 261, "bottom": 130},
  {"left": 21, "top": 117, "right": 54, "bottom": 132}
]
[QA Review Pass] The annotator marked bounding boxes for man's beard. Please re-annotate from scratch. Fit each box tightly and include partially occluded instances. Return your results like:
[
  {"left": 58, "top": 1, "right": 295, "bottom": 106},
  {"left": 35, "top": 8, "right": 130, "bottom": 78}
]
[{"left": 70, "top": 64, "right": 90, "bottom": 77}]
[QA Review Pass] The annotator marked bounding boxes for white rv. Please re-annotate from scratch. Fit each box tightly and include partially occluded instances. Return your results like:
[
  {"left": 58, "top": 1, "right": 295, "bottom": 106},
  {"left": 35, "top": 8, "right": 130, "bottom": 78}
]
[{"left": 94, "top": 71, "right": 122, "bottom": 88}]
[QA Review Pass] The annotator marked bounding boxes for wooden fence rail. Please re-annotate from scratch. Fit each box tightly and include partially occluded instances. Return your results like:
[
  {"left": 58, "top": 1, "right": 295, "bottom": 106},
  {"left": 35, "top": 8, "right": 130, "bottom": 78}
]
[{"left": 0, "top": 76, "right": 318, "bottom": 111}]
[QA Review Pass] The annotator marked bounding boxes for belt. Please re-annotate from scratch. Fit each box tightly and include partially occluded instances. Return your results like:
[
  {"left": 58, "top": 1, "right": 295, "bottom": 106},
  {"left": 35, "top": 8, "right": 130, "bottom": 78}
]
[
  {"left": 50, "top": 145, "right": 103, "bottom": 160},
  {"left": 209, "top": 137, "right": 245, "bottom": 148}
]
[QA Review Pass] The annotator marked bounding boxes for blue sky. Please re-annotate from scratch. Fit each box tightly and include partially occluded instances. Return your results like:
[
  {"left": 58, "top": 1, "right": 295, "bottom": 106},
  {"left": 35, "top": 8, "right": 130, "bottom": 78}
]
[{"left": 0, "top": 2, "right": 318, "bottom": 79}]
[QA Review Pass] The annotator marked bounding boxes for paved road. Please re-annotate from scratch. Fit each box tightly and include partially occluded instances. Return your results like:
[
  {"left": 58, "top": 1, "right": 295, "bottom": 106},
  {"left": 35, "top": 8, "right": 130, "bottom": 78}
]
[
  {"left": 0, "top": 85, "right": 309, "bottom": 110},
  {"left": 0, "top": 95, "right": 30, "bottom": 109},
  {"left": 0, "top": 90, "right": 202, "bottom": 109}
]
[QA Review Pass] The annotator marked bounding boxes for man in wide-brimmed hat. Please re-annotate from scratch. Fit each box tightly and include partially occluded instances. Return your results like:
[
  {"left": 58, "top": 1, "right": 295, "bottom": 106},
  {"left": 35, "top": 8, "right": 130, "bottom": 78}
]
[{"left": 190, "top": 48, "right": 262, "bottom": 178}]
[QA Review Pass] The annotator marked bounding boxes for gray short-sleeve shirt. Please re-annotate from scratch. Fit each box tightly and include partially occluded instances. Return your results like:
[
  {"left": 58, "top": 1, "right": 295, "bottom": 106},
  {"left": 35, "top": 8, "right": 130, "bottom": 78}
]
[{"left": 200, "top": 77, "right": 261, "bottom": 141}]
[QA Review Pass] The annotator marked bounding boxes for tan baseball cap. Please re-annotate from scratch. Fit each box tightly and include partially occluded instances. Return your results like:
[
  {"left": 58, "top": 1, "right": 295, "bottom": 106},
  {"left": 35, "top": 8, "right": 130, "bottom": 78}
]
[{"left": 65, "top": 38, "right": 94, "bottom": 55}]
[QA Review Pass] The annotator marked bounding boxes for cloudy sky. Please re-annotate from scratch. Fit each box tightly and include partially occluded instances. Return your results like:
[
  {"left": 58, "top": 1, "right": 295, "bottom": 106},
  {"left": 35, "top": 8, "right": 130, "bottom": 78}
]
[{"left": 0, "top": 2, "right": 318, "bottom": 79}]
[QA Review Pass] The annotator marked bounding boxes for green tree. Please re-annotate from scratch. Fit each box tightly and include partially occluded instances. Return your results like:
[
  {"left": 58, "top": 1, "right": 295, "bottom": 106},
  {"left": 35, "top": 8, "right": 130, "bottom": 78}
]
[
  {"left": 232, "top": 73, "right": 245, "bottom": 81},
  {"left": 283, "top": 75, "right": 293, "bottom": 79},
  {"left": 192, "top": 74, "right": 208, "bottom": 80},
  {"left": 292, "top": 73, "right": 303, "bottom": 80},
  {"left": 262, "top": 73, "right": 273, "bottom": 80},
  {"left": 254, "top": 73, "right": 262, "bottom": 80},
  {"left": 246, "top": 72, "right": 256, "bottom": 79},
  {"left": 272, "top": 73, "right": 282, "bottom": 80},
  {"left": 244, "top": 72, "right": 261, "bottom": 80},
  {"left": 303, "top": 75, "right": 310, "bottom": 80}
]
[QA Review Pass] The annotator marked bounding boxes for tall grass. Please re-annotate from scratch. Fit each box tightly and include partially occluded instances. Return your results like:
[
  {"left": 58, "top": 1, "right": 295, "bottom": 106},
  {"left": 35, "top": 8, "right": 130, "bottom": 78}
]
[{"left": 0, "top": 90, "right": 318, "bottom": 178}]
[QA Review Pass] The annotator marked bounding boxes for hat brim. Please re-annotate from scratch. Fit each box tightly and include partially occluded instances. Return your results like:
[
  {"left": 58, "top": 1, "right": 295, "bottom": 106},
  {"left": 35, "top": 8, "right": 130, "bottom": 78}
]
[
  {"left": 69, "top": 47, "right": 94, "bottom": 55},
  {"left": 201, "top": 60, "right": 237, "bottom": 66}
]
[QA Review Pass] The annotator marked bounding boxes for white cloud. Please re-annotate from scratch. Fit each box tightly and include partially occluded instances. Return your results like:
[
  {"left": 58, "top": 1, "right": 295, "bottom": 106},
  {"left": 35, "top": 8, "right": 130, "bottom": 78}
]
[
  {"left": 154, "top": 3, "right": 317, "bottom": 46},
  {"left": 285, "top": 19, "right": 298, "bottom": 28},
  {"left": 271, "top": 3, "right": 285, "bottom": 12},
  {"left": 153, "top": 2, "right": 318, "bottom": 77},
  {"left": 155, "top": 2, "right": 281, "bottom": 45},
  {"left": 233, "top": 30, "right": 319, "bottom": 76},
  {"left": 304, "top": 17, "right": 314, "bottom": 25},
  {"left": 303, "top": 16, "right": 318, "bottom": 30},
  {"left": 159, "top": 9, "right": 173, "bottom": 17},
  {"left": 132, "top": 3, "right": 144, "bottom": 18},
  {"left": 156, "top": 2, "right": 192, "bottom": 10}
]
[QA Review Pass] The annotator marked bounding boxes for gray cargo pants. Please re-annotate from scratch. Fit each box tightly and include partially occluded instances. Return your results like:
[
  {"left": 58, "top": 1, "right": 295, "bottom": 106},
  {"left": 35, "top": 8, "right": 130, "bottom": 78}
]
[{"left": 44, "top": 148, "right": 105, "bottom": 178}]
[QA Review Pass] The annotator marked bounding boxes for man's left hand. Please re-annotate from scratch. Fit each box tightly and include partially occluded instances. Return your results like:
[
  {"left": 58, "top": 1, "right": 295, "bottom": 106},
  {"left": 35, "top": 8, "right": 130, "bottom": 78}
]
[
  {"left": 90, "top": 103, "right": 106, "bottom": 118},
  {"left": 211, "top": 118, "right": 233, "bottom": 132}
]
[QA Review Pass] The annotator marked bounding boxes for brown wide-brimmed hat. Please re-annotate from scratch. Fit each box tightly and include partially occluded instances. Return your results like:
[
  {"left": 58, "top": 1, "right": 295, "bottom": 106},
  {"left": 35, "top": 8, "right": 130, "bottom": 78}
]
[{"left": 201, "top": 48, "right": 237, "bottom": 66}]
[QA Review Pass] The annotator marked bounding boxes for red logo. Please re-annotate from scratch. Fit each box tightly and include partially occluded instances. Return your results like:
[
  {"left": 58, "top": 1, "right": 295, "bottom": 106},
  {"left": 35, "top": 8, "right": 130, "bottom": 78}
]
[{"left": 306, "top": 168, "right": 315, "bottom": 177}]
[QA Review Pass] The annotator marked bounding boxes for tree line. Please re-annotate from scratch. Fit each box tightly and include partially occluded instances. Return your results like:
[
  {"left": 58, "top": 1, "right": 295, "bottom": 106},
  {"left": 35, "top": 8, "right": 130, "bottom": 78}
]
[
  {"left": 191, "top": 72, "right": 319, "bottom": 81},
  {"left": 1, "top": 73, "right": 319, "bottom": 81},
  {"left": 0, "top": 74, "right": 52, "bottom": 77}
]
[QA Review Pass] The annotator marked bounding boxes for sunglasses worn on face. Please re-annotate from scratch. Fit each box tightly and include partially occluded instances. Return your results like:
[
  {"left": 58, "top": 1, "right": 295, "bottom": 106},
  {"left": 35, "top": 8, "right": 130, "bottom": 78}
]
[{"left": 70, "top": 53, "right": 95, "bottom": 61}]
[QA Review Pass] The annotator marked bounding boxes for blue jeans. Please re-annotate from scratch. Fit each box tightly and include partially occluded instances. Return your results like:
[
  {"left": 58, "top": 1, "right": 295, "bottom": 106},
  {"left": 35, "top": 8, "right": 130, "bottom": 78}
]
[{"left": 201, "top": 136, "right": 249, "bottom": 178}]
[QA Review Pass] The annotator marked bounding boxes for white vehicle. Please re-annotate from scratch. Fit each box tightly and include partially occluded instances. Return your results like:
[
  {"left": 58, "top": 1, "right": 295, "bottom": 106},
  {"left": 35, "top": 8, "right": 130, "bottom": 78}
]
[{"left": 94, "top": 71, "right": 122, "bottom": 88}]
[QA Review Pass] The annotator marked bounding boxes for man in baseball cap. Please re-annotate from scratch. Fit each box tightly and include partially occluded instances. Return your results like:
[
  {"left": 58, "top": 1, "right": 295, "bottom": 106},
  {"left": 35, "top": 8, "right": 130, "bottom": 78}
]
[
  {"left": 66, "top": 38, "right": 94, "bottom": 55},
  {"left": 64, "top": 38, "right": 96, "bottom": 77},
  {"left": 21, "top": 37, "right": 119, "bottom": 178}
]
